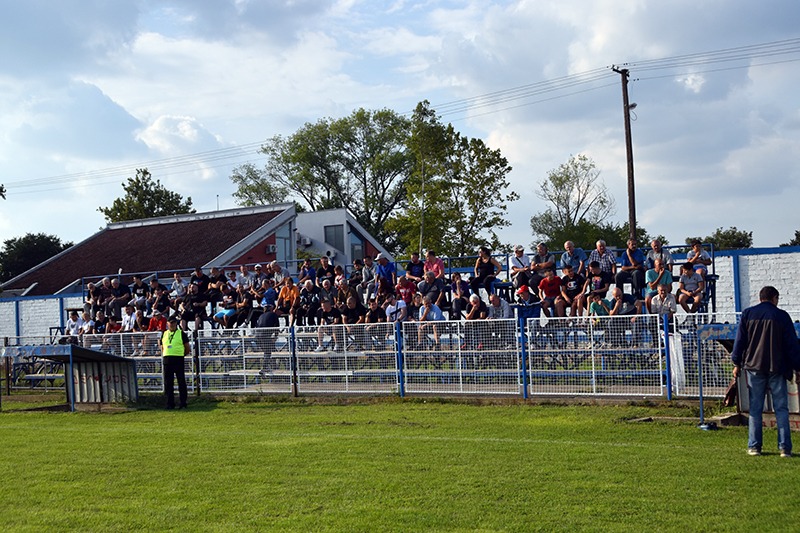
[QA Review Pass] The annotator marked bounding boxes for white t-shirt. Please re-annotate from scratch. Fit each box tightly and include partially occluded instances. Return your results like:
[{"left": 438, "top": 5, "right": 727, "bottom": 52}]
[{"left": 385, "top": 300, "right": 407, "bottom": 322}]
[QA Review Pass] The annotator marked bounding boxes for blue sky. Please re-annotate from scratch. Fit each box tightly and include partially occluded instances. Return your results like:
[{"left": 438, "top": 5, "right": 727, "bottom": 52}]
[{"left": 1, "top": 0, "right": 799, "bottom": 250}]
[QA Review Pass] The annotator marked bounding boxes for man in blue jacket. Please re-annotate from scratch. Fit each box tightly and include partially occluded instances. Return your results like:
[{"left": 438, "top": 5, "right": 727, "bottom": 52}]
[{"left": 731, "top": 286, "right": 800, "bottom": 457}]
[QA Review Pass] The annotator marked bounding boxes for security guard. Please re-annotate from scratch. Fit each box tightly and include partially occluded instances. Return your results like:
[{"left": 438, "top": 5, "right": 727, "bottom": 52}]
[{"left": 161, "top": 315, "right": 190, "bottom": 409}]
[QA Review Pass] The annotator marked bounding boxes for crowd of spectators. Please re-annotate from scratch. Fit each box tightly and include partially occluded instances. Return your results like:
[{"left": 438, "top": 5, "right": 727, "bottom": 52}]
[{"left": 67, "top": 239, "right": 713, "bottom": 339}]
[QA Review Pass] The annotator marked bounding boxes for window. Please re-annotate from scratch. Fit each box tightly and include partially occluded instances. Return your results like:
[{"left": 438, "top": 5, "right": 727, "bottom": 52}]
[{"left": 324, "top": 225, "right": 344, "bottom": 252}]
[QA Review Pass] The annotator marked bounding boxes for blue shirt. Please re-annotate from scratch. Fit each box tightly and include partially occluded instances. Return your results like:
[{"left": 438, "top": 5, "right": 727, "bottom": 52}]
[
  {"left": 561, "top": 248, "right": 588, "bottom": 272},
  {"left": 376, "top": 262, "right": 396, "bottom": 283},
  {"left": 619, "top": 248, "right": 645, "bottom": 269},
  {"left": 421, "top": 303, "right": 445, "bottom": 321}
]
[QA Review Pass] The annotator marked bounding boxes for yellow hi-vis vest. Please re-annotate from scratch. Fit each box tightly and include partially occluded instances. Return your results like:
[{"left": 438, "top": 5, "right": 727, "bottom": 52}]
[{"left": 161, "top": 329, "right": 186, "bottom": 356}]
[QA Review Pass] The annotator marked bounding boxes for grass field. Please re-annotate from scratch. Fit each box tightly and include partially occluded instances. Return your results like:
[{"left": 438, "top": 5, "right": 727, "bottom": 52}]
[{"left": 1, "top": 397, "right": 799, "bottom": 532}]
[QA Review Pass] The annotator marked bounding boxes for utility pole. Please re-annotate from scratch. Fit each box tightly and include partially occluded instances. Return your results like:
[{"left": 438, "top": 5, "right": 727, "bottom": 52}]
[{"left": 612, "top": 66, "right": 637, "bottom": 242}]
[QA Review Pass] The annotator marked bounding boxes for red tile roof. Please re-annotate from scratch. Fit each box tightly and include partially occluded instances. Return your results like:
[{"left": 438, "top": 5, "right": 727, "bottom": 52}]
[{"left": 4, "top": 208, "right": 284, "bottom": 296}]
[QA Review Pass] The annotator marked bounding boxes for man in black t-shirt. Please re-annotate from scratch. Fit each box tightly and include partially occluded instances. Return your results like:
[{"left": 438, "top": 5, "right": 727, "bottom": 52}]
[
  {"left": 190, "top": 267, "right": 210, "bottom": 294},
  {"left": 179, "top": 283, "right": 209, "bottom": 330},
  {"left": 405, "top": 252, "right": 425, "bottom": 283},
  {"left": 315, "top": 299, "right": 342, "bottom": 351},
  {"left": 583, "top": 261, "right": 612, "bottom": 300},
  {"left": 128, "top": 275, "right": 151, "bottom": 311}
]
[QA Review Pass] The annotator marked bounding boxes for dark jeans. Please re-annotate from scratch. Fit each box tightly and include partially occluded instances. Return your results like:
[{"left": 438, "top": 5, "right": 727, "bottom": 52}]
[
  {"left": 615, "top": 269, "right": 645, "bottom": 297},
  {"left": 163, "top": 356, "right": 188, "bottom": 409}
]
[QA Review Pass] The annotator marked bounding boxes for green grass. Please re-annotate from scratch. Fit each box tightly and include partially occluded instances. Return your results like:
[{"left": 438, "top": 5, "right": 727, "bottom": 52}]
[{"left": 1, "top": 398, "right": 798, "bottom": 532}]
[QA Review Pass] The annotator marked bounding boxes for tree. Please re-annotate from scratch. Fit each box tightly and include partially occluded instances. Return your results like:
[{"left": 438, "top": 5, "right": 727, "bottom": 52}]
[
  {"left": 0, "top": 184, "right": 6, "bottom": 200},
  {"left": 0, "top": 233, "right": 73, "bottom": 282},
  {"left": 530, "top": 155, "right": 616, "bottom": 246},
  {"left": 780, "top": 230, "right": 800, "bottom": 247},
  {"left": 231, "top": 109, "right": 413, "bottom": 251},
  {"left": 98, "top": 169, "right": 195, "bottom": 223},
  {"left": 385, "top": 101, "right": 517, "bottom": 257},
  {"left": 686, "top": 226, "right": 752, "bottom": 251}
]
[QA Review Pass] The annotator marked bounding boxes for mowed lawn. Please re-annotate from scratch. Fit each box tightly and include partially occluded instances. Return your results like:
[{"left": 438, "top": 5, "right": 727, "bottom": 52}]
[{"left": 1, "top": 399, "right": 798, "bottom": 532}]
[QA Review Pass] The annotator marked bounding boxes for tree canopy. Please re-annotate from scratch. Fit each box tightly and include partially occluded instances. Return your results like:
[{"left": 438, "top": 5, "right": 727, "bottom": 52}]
[
  {"left": 685, "top": 226, "right": 753, "bottom": 251},
  {"left": 98, "top": 169, "right": 195, "bottom": 224},
  {"left": 231, "top": 102, "right": 517, "bottom": 257},
  {"left": 780, "top": 230, "right": 800, "bottom": 247},
  {"left": 0, "top": 233, "right": 72, "bottom": 282}
]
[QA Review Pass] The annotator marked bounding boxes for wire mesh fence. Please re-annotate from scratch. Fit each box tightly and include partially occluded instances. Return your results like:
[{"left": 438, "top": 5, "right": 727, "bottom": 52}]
[
  {"left": 4, "top": 311, "right": 773, "bottom": 399},
  {"left": 526, "top": 315, "right": 664, "bottom": 396},
  {"left": 402, "top": 319, "right": 520, "bottom": 395}
]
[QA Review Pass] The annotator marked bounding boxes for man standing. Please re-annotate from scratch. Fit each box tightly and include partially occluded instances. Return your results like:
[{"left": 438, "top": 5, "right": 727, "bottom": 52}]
[
  {"left": 731, "top": 286, "right": 800, "bottom": 457},
  {"left": 161, "top": 315, "right": 190, "bottom": 410}
]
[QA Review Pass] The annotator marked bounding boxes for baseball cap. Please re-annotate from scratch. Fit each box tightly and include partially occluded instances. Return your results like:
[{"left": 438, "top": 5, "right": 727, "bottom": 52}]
[{"left": 516, "top": 285, "right": 529, "bottom": 295}]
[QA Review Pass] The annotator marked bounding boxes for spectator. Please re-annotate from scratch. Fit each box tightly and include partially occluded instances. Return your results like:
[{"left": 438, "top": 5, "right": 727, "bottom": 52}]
[
  {"left": 342, "top": 295, "right": 367, "bottom": 325},
  {"left": 365, "top": 297, "right": 385, "bottom": 325},
  {"left": 609, "top": 287, "right": 642, "bottom": 316},
  {"left": 84, "top": 282, "right": 101, "bottom": 316},
  {"left": 464, "top": 293, "right": 488, "bottom": 350},
  {"left": 316, "top": 256, "right": 336, "bottom": 287},
  {"left": 96, "top": 277, "right": 114, "bottom": 316},
  {"left": 687, "top": 240, "right": 712, "bottom": 278},
  {"left": 588, "top": 240, "right": 617, "bottom": 275},
  {"left": 248, "top": 279, "right": 278, "bottom": 327},
  {"left": 66, "top": 310, "right": 84, "bottom": 336},
  {"left": 121, "top": 304, "right": 137, "bottom": 332},
  {"left": 515, "top": 285, "right": 540, "bottom": 322},
  {"left": 190, "top": 267, "right": 210, "bottom": 293},
  {"left": 615, "top": 239, "right": 646, "bottom": 298},
  {"left": 646, "top": 239, "right": 674, "bottom": 272},
  {"left": 529, "top": 243, "right": 556, "bottom": 289},
  {"left": 374, "top": 253, "right": 397, "bottom": 296},
  {"left": 678, "top": 262, "right": 705, "bottom": 313},
  {"left": 488, "top": 293, "right": 513, "bottom": 320},
  {"left": 106, "top": 315, "right": 122, "bottom": 334},
  {"left": 276, "top": 277, "right": 300, "bottom": 318},
  {"left": 315, "top": 299, "right": 342, "bottom": 352},
  {"left": 147, "top": 309, "right": 168, "bottom": 332},
  {"left": 335, "top": 277, "right": 359, "bottom": 312},
  {"left": 424, "top": 250, "right": 446, "bottom": 280},
  {"left": 395, "top": 275, "right": 417, "bottom": 305},
  {"left": 405, "top": 251, "right": 425, "bottom": 283},
  {"left": 107, "top": 278, "right": 131, "bottom": 319},
  {"left": 207, "top": 267, "right": 227, "bottom": 305},
  {"left": 297, "top": 258, "right": 316, "bottom": 285},
  {"left": 650, "top": 284, "right": 677, "bottom": 321},
  {"left": 133, "top": 309, "right": 148, "bottom": 332},
  {"left": 561, "top": 240, "right": 588, "bottom": 277},
  {"left": 588, "top": 292, "right": 611, "bottom": 317},
  {"left": 252, "top": 264, "right": 268, "bottom": 284},
  {"left": 359, "top": 255, "right": 377, "bottom": 302},
  {"left": 407, "top": 293, "right": 424, "bottom": 321},
  {"left": 509, "top": 244, "right": 531, "bottom": 289},
  {"left": 94, "top": 310, "right": 109, "bottom": 334},
  {"left": 79, "top": 311, "right": 96, "bottom": 335},
  {"left": 150, "top": 286, "right": 171, "bottom": 316},
  {"left": 226, "top": 270, "right": 239, "bottom": 290},
  {"left": 450, "top": 272, "right": 471, "bottom": 319},
  {"left": 644, "top": 259, "right": 674, "bottom": 312},
  {"left": 583, "top": 261, "right": 612, "bottom": 300},
  {"left": 488, "top": 293, "right": 514, "bottom": 347},
  {"left": 538, "top": 268, "right": 562, "bottom": 318},
  {"left": 557, "top": 264, "right": 586, "bottom": 317},
  {"left": 318, "top": 279, "right": 336, "bottom": 307},
  {"left": 417, "top": 294, "right": 445, "bottom": 348},
  {"left": 470, "top": 246, "right": 501, "bottom": 298},
  {"left": 417, "top": 271, "right": 445, "bottom": 307},
  {"left": 231, "top": 283, "right": 253, "bottom": 327},
  {"left": 213, "top": 285, "right": 237, "bottom": 328},
  {"left": 294, "top": 280, "right": 321, "bottom": 326},
  {"left": 179, "top": 283, "right": 209, "bottom": 330},
  {"left": 147, "top": 278, "right": 169, "bottom": 313},
  {"left": 170, "top": 272, "right": 188, "bottom": 309},
  {"left": 128, "top": 275, "right": 150, "bottom": 311},
  {"left": 348, "top": 259, "right": 364, "bottom": 290},
  {"left": 384, "top": 292, "right": 408, "bottom": 323},
  {"left": 465, "top": 293, "right": 488, "bottom": 321},
  {"left": 236, "top": 265, "right": 254, "bottom": 291}
]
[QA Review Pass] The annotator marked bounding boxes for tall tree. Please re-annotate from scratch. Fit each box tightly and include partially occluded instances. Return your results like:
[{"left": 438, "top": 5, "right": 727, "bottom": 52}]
[
  {"left": 231, "top": 109, "right": 413, "bottom": 251},
  {"left": 0, "top": 233, "right": 73, "bottom": 282},
  {"left": 530, "top": 154, "right": 616, "bottom": 246},
  {"left": 686, "top": 226, "right": 753, "bottom": 251},
  {"left": 99, "top": 169, "right": 195, "bottom": 223}
]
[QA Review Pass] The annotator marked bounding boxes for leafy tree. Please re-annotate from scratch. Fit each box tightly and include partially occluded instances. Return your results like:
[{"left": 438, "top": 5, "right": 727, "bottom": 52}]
[
  {"left": 385, "top": 102, "right": 517, "bottom": 257},
  {"left": 780, "top": 230, "right": 800, "bottom": 247},
  {"left": 0, "top": 233, "right": 73, "bottom": 282},
  {"left": 231, "top": 109, "right": 413, "bottom": 251},
  {"left": 530, "top": 154, "right": 616, "bottom": 246},
  {"left": 686, "top": 226, "right": 752, "bottom": 251},
  {"left": 0, "top": 184, "right": 6, "bottom": 200},
  {"left": 98, "top": 169, "right": 195, "bottom": 223}
]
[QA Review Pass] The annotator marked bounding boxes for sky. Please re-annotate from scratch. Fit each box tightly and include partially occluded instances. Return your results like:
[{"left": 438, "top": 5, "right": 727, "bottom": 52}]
[{"left": 1, "top": 0, "right": 799, "bottom": 253}]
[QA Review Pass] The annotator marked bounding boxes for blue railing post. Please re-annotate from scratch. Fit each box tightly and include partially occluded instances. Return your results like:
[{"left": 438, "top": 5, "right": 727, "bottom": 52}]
[
  {"left": 289, "top": 326, "right": 298, "bottom": 397},
  {"left": 395, "top": 321, "right": 405, "bottom": 397},
  {"left": 662, "top": 314, "right": 672, "bottom": 400},
  {"left": 518, "top": 316, "right": 529, "bottom": 399},
  {"left": 697, "top": 329, "right": 707, "bottom": 427}
]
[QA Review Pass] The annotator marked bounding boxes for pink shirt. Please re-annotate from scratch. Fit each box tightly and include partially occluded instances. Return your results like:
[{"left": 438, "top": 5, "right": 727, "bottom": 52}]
[{"left": 424, "top": 257, "right": 446, "bottom": 279}]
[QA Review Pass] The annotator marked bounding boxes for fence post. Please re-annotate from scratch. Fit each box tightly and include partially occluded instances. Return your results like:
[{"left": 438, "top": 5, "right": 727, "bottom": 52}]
[
  {"left": 696, "top": 328, "right": 710, "bottom": 429},
  {"left": 662, "top": 314, "right": 672, "bottom": 400},
  {"left": 192, "top": 330, "right": 201, "bottom": 396},
  {"left": 290, "top": 327, "right": 298, "bottom": 397},
  {"left": 395, "top": 321, "right": 405, "bottom": 398},
  {"left": 518, "top": 317, "right": 529, "bottom": 399}
]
